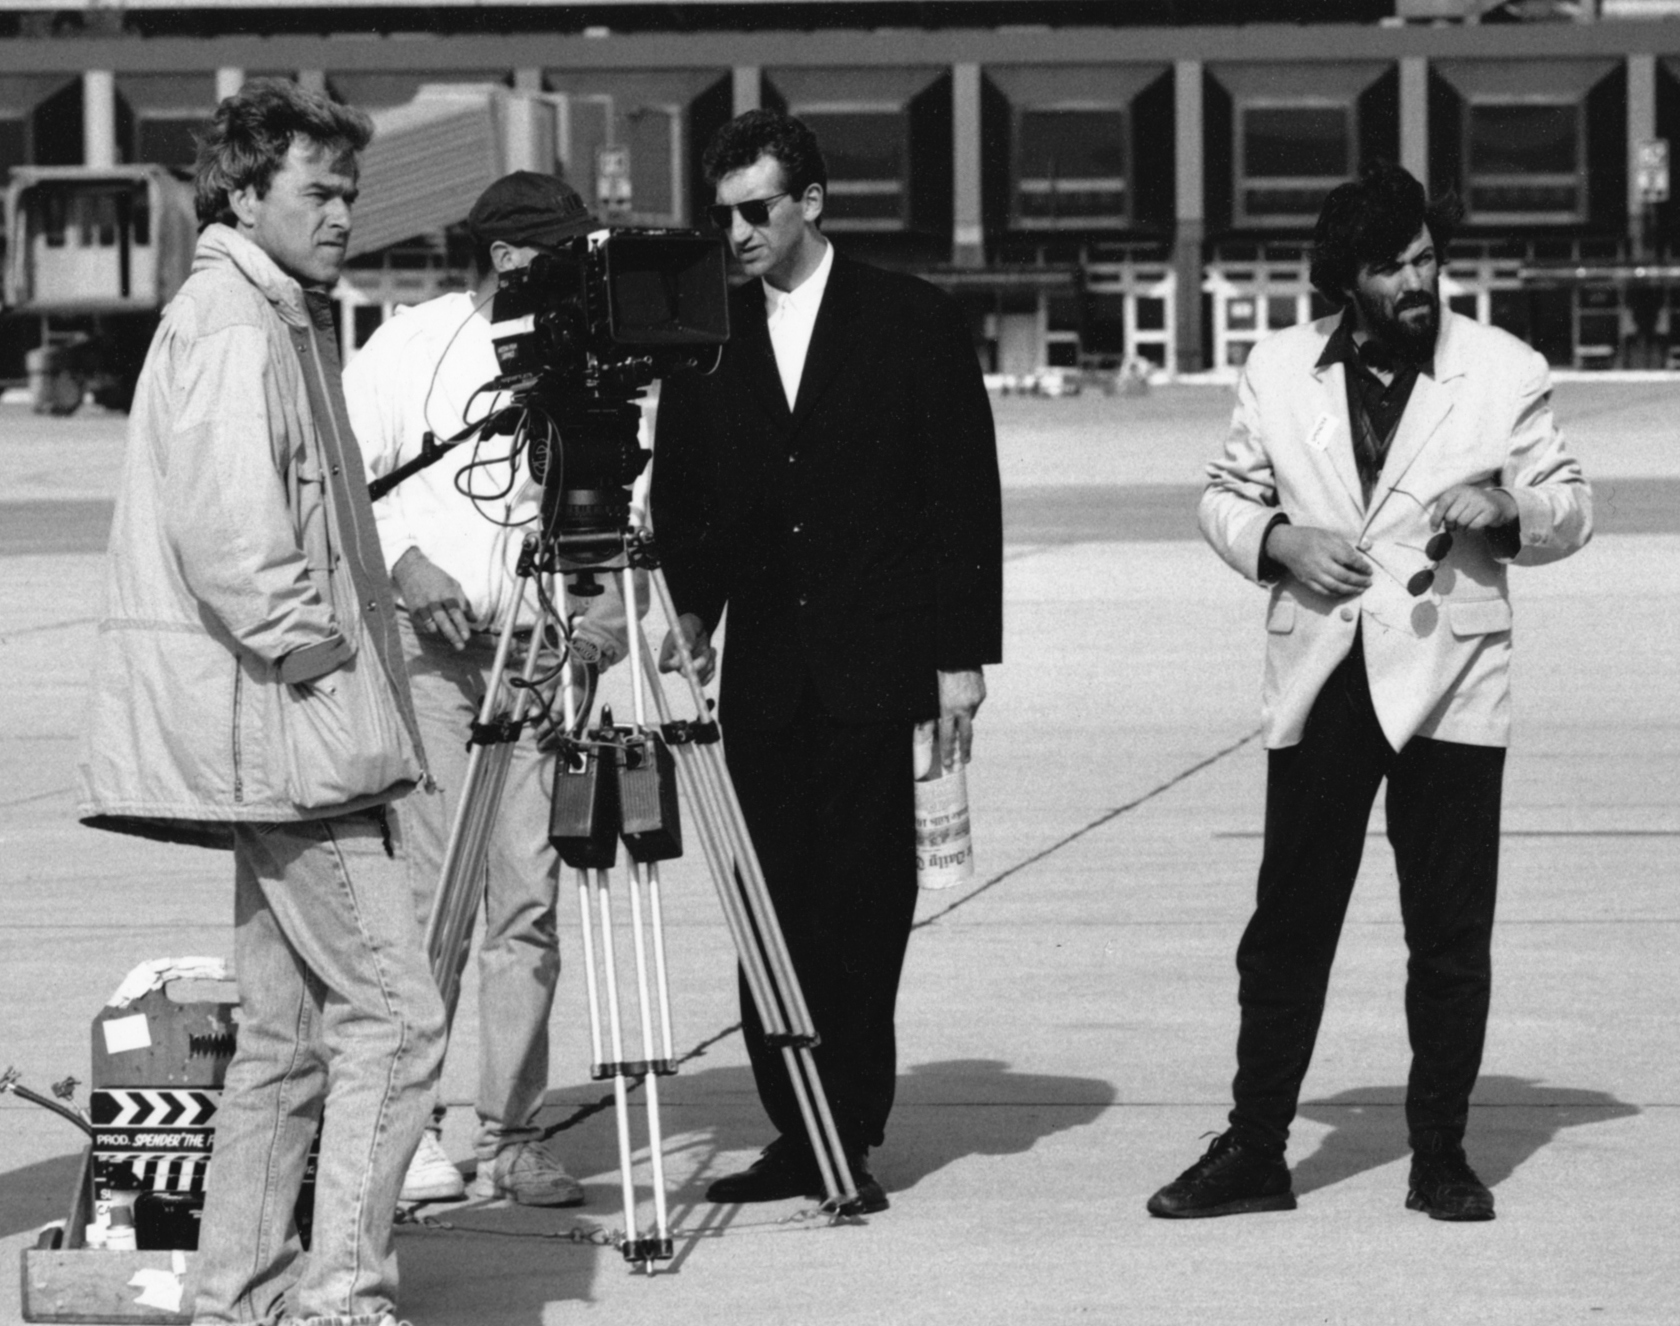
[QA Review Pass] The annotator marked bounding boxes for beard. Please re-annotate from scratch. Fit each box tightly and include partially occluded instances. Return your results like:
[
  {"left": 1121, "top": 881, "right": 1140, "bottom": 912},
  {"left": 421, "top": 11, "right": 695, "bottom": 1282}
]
[{"left": 1354, "top": 286, "right": 1439, "bottom": 363}]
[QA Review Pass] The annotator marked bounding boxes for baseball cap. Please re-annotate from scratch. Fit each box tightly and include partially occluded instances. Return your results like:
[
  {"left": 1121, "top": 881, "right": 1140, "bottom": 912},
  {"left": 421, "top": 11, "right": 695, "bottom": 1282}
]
[{"left": 467, "top": 171, "right": 596, "bottom": 247}]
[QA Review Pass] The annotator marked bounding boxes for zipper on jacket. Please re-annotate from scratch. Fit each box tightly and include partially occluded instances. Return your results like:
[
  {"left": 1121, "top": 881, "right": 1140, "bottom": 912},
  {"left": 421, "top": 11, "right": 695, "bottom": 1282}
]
[
  {"left": 230, "top": 662, "right": 245, "bottom": 803},
  {"left": 304, "top": 324, "right": 431, "bottom": 787}
]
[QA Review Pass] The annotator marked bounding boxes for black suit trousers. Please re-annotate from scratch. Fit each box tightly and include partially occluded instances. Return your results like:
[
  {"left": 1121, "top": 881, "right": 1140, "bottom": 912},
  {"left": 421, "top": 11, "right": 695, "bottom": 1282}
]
[
  {"left": 723, "top": 685, "right": 918, "bottom": 1156},
  {"left": 1229, "top": 634, "right": 1505, "bottom": 1156}
]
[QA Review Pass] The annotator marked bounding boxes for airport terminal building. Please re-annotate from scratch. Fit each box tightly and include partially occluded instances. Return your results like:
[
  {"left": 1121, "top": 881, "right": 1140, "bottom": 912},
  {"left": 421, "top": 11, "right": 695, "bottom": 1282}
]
[{"left": 5, "top": 0, "right": 1680, "bottom": 383}]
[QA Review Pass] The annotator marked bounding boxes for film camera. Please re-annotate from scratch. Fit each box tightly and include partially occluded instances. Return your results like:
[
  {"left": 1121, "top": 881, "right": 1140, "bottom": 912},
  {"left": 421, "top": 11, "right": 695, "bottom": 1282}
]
[{"left": 485, "top": 227, "right": 730, "bottom": 567}]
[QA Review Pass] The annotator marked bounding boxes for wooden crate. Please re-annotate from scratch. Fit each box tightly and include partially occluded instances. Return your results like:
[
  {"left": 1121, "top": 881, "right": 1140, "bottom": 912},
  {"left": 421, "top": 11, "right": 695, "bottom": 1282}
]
[
  {"left": 21, "top": 1248, "right": 198, "bottom": 1324},
  {"left": 20, "top": 1147, "right": 198, "bottom": 1323}
]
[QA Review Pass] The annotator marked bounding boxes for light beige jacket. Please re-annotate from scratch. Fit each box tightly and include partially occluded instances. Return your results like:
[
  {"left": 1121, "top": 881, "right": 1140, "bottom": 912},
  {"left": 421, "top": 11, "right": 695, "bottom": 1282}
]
[
  {"left": 77, "top": 225, "right": 424, "bottom": 848},
  {"left": 1200, "top": 309, "right": 1592, "bottom": 751}
]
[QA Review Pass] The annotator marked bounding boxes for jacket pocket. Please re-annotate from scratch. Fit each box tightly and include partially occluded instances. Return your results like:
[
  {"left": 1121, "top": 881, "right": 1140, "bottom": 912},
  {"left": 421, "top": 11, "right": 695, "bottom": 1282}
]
[
  {"left": 1447, "top": 598, "right": 1512, "bottom": 638},
  {"left": 274, "top": 629, "right": 416, "bottom": 809},
  {"left": 1266, "top": 598, "right": 1297, "bottom": 634}
]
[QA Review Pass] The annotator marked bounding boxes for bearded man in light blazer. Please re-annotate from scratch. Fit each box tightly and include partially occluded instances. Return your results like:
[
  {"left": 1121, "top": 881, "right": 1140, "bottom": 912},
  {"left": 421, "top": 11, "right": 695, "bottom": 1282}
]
[{"left": 1149, "top": 162, "right": 1590, "bottom": 1224}]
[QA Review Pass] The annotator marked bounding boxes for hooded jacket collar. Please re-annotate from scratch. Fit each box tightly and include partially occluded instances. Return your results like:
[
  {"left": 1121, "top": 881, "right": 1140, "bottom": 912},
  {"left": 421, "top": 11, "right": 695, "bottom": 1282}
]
[{"left": 193, "top": 223, "right": 310, "bottom": 330}]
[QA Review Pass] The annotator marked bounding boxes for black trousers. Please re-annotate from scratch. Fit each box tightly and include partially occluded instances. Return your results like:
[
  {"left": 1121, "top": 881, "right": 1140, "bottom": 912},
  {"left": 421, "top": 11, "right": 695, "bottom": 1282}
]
[
  {"left": 1229, "top": 636, "right": 1505, "bottom": 1156},
  {"left": 723, "top": 686, "right": 918, "bottom": 1156}
]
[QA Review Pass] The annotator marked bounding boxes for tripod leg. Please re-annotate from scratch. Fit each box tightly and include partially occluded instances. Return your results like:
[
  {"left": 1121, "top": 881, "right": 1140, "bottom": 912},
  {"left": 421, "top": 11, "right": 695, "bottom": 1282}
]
[
  {"left": 592, "top": 869, "right": 642, "bottom": 1260},
  {"left": 635, "top": 622, "right": 859, "bottom": 1209},
  {"left": 627, "top": 862, "right": 672, "bottom": 1261},
  {"left": 574, "top": 867, "right": 607, "bottom": 1073},
  {"left": 645, "top": 572, "right": 822, "bottom": 1040},
  {"left": 673, "top": 722, "right": 857, "bottom": 1205},
  {"left": 424, "top": 570, "right": 548, "bottom": 1022},
  {"left": 634, "top": 646, "right": 792, "bottom": 1053},
  {"left": 646, "top": 863, "right": 677, "bottom": 1067}
]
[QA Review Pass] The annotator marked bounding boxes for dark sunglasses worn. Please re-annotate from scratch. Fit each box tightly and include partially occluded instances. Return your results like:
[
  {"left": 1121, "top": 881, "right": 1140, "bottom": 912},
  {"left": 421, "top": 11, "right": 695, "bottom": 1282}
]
[{"left": 707, "top": 191, "right": 790, "bottom": 230}]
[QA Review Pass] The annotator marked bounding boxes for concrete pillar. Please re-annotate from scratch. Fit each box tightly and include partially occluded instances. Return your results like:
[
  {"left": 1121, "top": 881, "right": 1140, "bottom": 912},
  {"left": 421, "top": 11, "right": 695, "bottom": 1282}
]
[
  {"left": 502, "top": 93, "right": 546, "bottom": 174},
  {"left": 732, "top": 66, "right": 760, "bottom": 118},
  {"left": 1400, "top": 56, "right": 1429, "bottom": 188},
  {"left": 1628, "top": 52, "right": 1658, "bottom": 251},
  {"left": 952, "top": 62, "right": 984, "bottom": 269},
  {"left": 215, "top": 67, "right": 245, "bottom": 102},
  {"left": 83, "top": 70, "right": 116, "bottom": 168},
  {"left": 297, "top": 69, "right": 326, "bottom": 96},
  {"left": 503, "top": 72, "right": 553, "bottom": 175},
  {"left": 1173, "top": 60, "right": 1205, "bottom": 374}
]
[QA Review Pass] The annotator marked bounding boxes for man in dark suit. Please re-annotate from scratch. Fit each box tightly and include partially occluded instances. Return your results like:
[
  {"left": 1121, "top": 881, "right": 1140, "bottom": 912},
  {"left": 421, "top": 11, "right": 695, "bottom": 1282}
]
[{"left": 651, "top": 109, "right": 1002, "bottom": 1213}]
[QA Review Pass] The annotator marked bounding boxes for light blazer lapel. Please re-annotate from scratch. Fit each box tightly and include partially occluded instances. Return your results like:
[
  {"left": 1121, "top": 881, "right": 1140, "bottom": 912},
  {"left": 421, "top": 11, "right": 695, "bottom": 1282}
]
[
  {"left": 1308, "top": 356, "right": 1367, "bottom": 515},
  {"left": 1364, "top": 312, "right": 1468, "bottom": 528}
]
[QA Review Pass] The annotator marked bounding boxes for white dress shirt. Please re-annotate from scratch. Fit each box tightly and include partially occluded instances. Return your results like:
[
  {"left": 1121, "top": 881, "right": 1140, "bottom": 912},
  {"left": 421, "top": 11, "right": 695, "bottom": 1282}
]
[{"left": 764, "top": 238, "right": 834, "bottom": 409}]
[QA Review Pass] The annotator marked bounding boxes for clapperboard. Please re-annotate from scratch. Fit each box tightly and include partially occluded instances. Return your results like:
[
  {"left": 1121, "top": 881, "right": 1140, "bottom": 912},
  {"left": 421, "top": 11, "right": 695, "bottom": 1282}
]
[
  {"left": 90, "top": 1085, "right": 319, "bottom": 1249},
  {"left": 90, "top": 1088, "right": 219, "bottom": 1195}
]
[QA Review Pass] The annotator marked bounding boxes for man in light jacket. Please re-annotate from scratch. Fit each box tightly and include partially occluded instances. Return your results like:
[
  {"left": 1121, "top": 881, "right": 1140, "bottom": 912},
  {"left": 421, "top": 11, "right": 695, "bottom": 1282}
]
[
  {"left": 77, "top": 80, "right": 444, "bottom": 1326},
  {"left": 1148, "top": 163, "right": 1590, "bottom": 1225}
]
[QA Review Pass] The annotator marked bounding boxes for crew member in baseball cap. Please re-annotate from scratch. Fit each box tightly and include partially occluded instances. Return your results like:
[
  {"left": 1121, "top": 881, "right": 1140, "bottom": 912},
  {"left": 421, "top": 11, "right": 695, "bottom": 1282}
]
[
  {"left": 467, "top": 169, "right": 597, "bottom": 252},
  {"left": 344, "top": 167, "right": 624, "bottom": 1209}
]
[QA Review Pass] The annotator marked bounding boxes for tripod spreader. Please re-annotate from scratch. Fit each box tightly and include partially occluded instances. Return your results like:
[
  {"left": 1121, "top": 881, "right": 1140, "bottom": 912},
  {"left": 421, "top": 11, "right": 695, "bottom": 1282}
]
[
  {"left": 763, "top": 1032, "right": 822, "bottom": 1050},
  {"left": 660, "top": 718, "right": 720, "bottom": 746},
  {"left": 469, "top": 716, "right": 526, "bottom": 746},
  {"left": 622, "top": 1237, "right": 674, "bottom": 1267},
  {"left": 590, "top": 1058, "right": 678, "bottom": 1080}
]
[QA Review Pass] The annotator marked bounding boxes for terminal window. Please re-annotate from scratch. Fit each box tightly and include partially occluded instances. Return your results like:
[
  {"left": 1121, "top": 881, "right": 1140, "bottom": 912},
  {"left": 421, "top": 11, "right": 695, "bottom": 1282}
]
[
  {"left": 135, "top": 116, "right": 201, "bottom": 170},
  {"left": 1465, "top": 101, "right": 1583, "bottom": 223},
  {"left": 797, "top": 110, "right": 906, "bottom": 229},
  {"left": 0, "top": 116, "right": 24, "bottom": 174},
  {"left": 1014, "top": 108, "right": 1128, "bottom": 228},
  {"left": 1237, "top": 102, "right": 1354, "bottom": 226}
]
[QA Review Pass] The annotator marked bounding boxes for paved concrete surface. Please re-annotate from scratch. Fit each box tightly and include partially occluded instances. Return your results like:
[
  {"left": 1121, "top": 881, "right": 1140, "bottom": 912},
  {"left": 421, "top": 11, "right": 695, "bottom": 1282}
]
[{"left": 2, "top": 384, "right": 1676, "bottom": 1324}]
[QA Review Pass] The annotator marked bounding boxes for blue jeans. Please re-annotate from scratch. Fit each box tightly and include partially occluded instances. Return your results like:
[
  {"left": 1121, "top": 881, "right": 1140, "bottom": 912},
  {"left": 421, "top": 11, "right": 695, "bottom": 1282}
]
[
  {"left": 193, "top": 814, "right": 445, "bottom": 1326},
  {"left": 395, "top": 616, "right": 563, "bottom": 1163}
]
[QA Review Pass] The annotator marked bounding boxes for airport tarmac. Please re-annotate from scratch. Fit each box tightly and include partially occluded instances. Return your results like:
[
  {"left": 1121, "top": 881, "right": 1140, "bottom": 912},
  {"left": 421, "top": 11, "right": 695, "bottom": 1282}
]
[{"left": 1, "top": 383, "right": 1675, "bottom": 1324}]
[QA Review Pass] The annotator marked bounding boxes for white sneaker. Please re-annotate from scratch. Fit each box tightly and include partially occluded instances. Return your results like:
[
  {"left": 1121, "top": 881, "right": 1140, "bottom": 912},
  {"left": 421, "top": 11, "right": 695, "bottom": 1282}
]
[
  {"left": 468, "top": 1141, "right": 585, "bottom": 1207},
  {"left": 400, "top": 1130, "right": 465, "bottom": 1202}
]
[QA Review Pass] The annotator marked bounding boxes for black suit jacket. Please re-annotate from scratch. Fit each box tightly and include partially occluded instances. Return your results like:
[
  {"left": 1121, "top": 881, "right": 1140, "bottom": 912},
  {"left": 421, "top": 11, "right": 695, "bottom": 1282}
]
[{"left": 651, "top": 253, "right": 1003, "bottom": 731}]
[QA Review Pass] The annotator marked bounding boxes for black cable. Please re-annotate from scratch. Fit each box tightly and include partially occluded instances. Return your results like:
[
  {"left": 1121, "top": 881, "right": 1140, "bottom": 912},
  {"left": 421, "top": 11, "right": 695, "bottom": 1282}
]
[{"left": 0, "top": 1070, "right": 94, "bottom": 1137}]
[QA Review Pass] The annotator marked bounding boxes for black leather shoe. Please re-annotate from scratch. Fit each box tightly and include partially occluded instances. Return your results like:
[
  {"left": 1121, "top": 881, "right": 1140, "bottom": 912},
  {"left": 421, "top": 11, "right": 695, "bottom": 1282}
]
[
  {"left": 836, "top": 1152, "right": 889, "bottom": 1215},
  {"left": 706, "top": 1138, "right": 821, "bottom": 1204},
  {"left": 1407, "top": 1147, "right": 1495, "bottom": 1222},
  {"left": 1147, "top": 1131, "right": 1297, "bottom": 1219}
]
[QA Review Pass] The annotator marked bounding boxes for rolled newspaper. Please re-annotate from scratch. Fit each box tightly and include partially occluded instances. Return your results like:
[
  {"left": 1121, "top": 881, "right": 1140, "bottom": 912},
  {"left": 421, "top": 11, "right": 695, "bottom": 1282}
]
[{"left": 913, "top": 721, "right": 974, "bottom": 890}]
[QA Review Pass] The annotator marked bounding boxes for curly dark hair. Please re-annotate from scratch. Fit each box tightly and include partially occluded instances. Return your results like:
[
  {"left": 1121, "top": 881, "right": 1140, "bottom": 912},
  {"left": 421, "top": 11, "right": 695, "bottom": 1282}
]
[
  {"left": 701, "top": 108, "right": 828, "bottom": 197},
  {"left": 1309, "top": 161, "right": 1462, "bottom": 306},
  {"left": 194, "top": 78, "right": 374, "bottom": 229}
]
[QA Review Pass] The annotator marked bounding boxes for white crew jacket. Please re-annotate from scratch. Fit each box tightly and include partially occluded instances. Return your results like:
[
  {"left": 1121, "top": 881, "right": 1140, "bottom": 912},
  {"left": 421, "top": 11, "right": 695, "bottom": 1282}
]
[{"left": 344, "top": 291, "right": 639, "bottom": 662}]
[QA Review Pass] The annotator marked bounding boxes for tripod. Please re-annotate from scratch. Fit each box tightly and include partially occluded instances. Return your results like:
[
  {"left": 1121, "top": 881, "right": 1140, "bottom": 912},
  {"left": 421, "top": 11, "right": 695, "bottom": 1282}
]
[{"left": 421, "top": 525, "right": 863, "bottom": 1273}]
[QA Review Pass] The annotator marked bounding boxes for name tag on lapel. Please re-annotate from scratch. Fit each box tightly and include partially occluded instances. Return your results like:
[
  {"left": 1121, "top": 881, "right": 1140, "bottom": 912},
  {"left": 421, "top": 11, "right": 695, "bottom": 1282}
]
[{"left": 1306, "top": 413, "right": 1335, "bottom": 453}]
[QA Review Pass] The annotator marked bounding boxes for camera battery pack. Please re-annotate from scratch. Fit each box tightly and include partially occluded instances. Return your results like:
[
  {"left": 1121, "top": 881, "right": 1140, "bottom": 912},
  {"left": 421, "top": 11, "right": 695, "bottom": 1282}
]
[
  {"left": 617, "top": 733, "right": 682, "bottom": 863},
  {"left": 550, "top": 741, "right": 621, "bottom": 869}
]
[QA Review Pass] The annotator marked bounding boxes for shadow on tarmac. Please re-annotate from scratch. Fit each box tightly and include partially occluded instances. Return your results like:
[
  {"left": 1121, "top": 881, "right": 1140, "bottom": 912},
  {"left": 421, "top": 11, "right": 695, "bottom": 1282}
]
[
  {"left": 885, "top": 1058, "right": 1119, "bottom": 1191},
  {"left": 2, "top": 1058, "right": 1116, "bottom": 1315},
  {"left": 0, "top": 1149, "right": 83, "bottom": 1240},
  {"left": 537, "top": 1057, "right": 1117, "bottom": 1203},
  {"left": 1293, "top": 1076, "right": 1638, "bottom": 1195}
]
